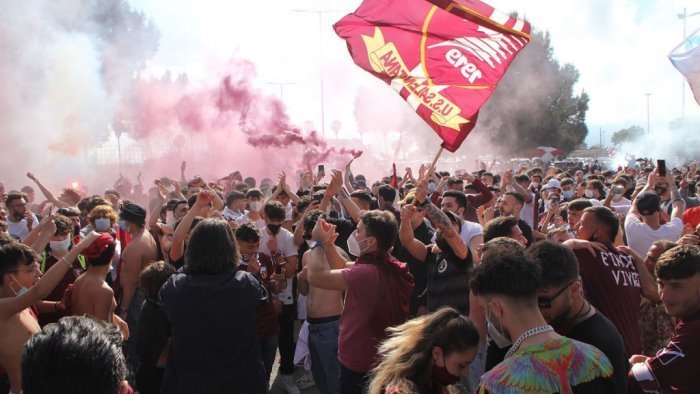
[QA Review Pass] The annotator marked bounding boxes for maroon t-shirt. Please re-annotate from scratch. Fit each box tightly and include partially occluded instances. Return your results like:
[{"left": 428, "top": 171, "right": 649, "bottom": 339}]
[
  {"left": 574, "top": 246, "right": 643, "bottom": 355},
  {"left": 646, "top": 309, "right": 700, "bottom": 392},
  {"left": 253, "top": 253, "right": 280, "bottom": 340}
]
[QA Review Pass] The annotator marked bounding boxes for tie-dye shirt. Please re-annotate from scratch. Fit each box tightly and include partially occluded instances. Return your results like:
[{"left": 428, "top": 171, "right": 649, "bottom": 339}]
[{"left": 477, "top": 337, "right": 613, "bottom": 394}]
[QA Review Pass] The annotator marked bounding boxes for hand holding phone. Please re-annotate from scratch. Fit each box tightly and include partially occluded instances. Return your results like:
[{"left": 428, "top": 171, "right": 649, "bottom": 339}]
[{"left": 657, "top": 160, "right": 666, "bottom": 177}]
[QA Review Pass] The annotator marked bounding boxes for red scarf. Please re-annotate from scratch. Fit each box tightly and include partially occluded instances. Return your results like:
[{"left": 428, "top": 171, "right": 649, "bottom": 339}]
[{"left": 355, "top": 251, "right": 414, "bottom": 335}]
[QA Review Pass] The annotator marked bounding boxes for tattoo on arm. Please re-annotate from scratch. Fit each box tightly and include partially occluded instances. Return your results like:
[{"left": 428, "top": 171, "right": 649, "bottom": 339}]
[
  {"left": 423, "top": 201, "right": 468, "bottom": 258},
  {"left": 340, "top": 187, "right": 349, "bottom": 199}
]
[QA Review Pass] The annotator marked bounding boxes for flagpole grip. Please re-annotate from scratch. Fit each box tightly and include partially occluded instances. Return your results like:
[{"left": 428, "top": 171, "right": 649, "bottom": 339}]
[{"left": 412, "top": 146, "right": 445, "bottom": 207}]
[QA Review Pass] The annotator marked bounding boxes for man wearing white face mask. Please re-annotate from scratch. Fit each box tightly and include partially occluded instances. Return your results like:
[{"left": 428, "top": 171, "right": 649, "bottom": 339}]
[
  {"left": 236, "top": 189, "right": 266, "bottom": 229},
  {"left": 38, "top": 215, "right": 87, "bottom": 326},
  {"left": 470, "top": 239, "right": 615, "bottom": 393},
  {"left": 307, "top": 212, "right": 413, "bottom": 394}
]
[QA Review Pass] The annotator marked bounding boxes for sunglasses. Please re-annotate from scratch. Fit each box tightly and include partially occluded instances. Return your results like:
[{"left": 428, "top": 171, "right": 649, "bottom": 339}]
[{"left": 537, "top": 280, "right": 576, "bottom": 309}]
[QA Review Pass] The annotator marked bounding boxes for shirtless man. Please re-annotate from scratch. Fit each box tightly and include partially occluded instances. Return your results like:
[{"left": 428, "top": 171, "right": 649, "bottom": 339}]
[
  {"left": 71, "top": 232, "right": 129, "bottom": 338},
  {"left": 299, "top": 214, "right": 345, "bottom": 394},
  {"left": 0, "top": 225, "right": 99, "bottom": 394},
  {"left": 117, "top": 203, "right": 158, "bottom": 371}
]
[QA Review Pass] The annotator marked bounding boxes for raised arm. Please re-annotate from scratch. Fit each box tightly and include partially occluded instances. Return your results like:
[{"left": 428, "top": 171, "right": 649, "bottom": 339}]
[
  {"left": 171, "top": 190, "right": 213, "bottom": 262},
  {"left": 149, "top": 182, "right": 168, "bottom": 231},
  {"left": 398, "top": 205, "right": 428, "bottom": 262},
  {"left": 344, "top": 159, "right": 356, "bottom": 193},
  {"left": 667, "top": 175, "right": 685, "bottom": 220},
  {"left": 314, "top": 219, "right": 349, "bottom": 270},
  {"left": 618, "top": 246, "right": 659, "bottom": 302},
  {"left": 414, "top": 179, "right": 468, "bottom": 260},
  {"left": 29, "top": 212, "right": 56, "bottom": 253},
  {"left": 328, "top": 169, "right": 361, "bottom": 224},
  {"left": 0, "top": 231, "right": 100, "bottom": 317},
  {"left": 26, "top": 172, "right": 68, "bottom": 208}
]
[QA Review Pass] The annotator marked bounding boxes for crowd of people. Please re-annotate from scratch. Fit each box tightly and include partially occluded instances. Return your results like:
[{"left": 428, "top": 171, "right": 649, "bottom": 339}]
[{"left": 0, "top": 156, "right": 699, "bottom": 394}]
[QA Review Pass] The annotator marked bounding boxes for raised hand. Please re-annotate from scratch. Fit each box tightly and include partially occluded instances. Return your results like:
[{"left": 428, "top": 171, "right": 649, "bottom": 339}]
[
  {"left": 400, "top": 204, "right": 417, "bottom": 222},
  {"left": 194, "top": 189, "right": 216, "bottom": 208},
  {"left": 312, "top": 218, "right": 337, "bottom": 244},
  {"left": 327, "top": 169, "right": 343, "bottom": 195}
]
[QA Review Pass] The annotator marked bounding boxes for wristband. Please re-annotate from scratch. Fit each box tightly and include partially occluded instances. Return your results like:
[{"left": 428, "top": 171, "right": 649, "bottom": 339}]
[{"left": 312, "top": 242, "right": 324, "bottom": 250}]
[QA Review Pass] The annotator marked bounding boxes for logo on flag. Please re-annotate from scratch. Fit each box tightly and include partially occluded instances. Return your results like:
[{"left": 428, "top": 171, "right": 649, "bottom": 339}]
[{"left": 335, "top": 0, "right": 531, "bottom": 152}]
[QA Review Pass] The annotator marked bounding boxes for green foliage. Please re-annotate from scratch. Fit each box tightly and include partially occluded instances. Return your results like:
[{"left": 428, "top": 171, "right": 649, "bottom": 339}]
[
  {"left": 473, "top": 30, "right": 589, "bottom": 154},
  {"left": 610, "top": 125, "right": 645, "bottom": 146}
]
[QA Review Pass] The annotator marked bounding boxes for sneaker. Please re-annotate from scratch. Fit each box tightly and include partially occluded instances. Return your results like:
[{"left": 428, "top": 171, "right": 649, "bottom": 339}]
[
  {"left": 296, "top": 370, "right": 315, "bottom": 390},
  {"left": 280, "top": 373, "right": 301, "bottom": 394}
]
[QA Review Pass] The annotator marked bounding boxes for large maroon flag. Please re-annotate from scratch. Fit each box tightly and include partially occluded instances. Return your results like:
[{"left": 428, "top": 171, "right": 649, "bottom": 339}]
[{"left": 335, "top": 0, "right": 531, "bottom": 152}]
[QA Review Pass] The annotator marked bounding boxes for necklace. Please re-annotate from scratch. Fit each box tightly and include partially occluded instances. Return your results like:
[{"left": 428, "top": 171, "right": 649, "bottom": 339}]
[{"left": 505, "top": 324, "right": 554, "bottom": 359}]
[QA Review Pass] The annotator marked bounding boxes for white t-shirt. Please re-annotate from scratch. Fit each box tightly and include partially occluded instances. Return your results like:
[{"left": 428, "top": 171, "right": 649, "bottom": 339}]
[
  {"left": 260, "top": 227, "right": 298, "bottom": 305},
  {"left": 624, "top": 215, "right": 684, "bottom": 257},
  {"left": 610, "top": 198, "right": 631, "bottom": 215},
  {"left": 235, "top": 213, "right": 265, "bottom": 229},
  {"left": 222, "top": 207, "right": 245, "bottom": 221},
  {"left": 520, "top": 192, "right": 536, "bottom": 229},
  {"left": 7, "top": 216, "right": 39, "bottom": 241},
  {"left": 431, "top": 220, "right": 483, "bottom": 246}
]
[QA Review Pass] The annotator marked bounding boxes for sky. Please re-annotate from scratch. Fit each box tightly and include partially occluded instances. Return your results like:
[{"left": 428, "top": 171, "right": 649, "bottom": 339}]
[{"left": 130, "top": 0, "right": 700, "bottom": 148}]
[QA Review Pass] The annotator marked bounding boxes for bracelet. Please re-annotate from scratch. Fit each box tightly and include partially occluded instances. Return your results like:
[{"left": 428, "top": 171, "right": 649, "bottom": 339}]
[{"left": 312, "top": 241, "right": 324, "bottom": 249}]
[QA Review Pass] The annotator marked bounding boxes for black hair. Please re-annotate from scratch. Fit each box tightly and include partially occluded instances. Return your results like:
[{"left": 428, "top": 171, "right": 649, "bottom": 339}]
[
  {"left": 655, "top": 245, "right": 700, "bottom": 280},
  {"left": 303, "top": 210, "right": 326, "bottom": 238},
  {"left": 469, "top": 242, "right": 541, "bottom": 299},
  {"left": 140, "top": 261, "right": 175, "bottom": 301},
  {"left": 587, "top": 180, "right": 606, "bottom": 199},
  {"left": 235, "top": 221, "right": 261, "bottom": 244},
  {"left": 185, "top": 219, "right": 239, "bottom": 275},
  {"left": 568, "top": 198, "right": 593, "bottom": 212},
  {"left": 582, "top": 206, "right": 619, "bottom": 242},
  {"left": 504, "top": 192, "right": 525, "bottom": 206},
  {"left": 377, "top": 185, "right": 397, "bottom": 203},
  {"left": 244, "top": 177, "right": 256, "bottom": 188},
  {"left": 361, "top": 210, "right": 398, "bottom": 252},
  {"left": 5, "top": 192, "right": 27, "bottom": 208},
  {"left": 264, "top": 200, "right": 286, "bottom": 221},
  {"left": 441, "top": 190, "right": 467, "bottom": 210},
  {"left": 296, "top": 196, "right": 313, "bottom": 216},
  {"left": 526, "top": 240, "right": 579, "bottom": 288},
  {"left": 22, "top": 316, "right": 127, "bottom": 394},
  {"left": 245, "top": 188, "right": 263, "bottom": 199},
  {"left": 483, "top": 216, "right": 519, "bottom": 243},
  {"left": 0, "top": 242, "right": 38, "bottom": 283},
  {"left": 350, "top": 190, "right": 373, "bottom": 209},
  {"left": 226, "top": 191, "right": 246, "bottom": 207}
]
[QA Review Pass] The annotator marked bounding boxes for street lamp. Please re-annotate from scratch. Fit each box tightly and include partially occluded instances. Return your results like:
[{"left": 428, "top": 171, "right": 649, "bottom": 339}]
[
  {"left": 677, "top": 8, "right": 700, "bottom": 119},
  {"left": 291, "top": 9, "right": 343, "bottom": 138},
  {"left": 645, "top": 93, "right": 651, "bottom": 134}
]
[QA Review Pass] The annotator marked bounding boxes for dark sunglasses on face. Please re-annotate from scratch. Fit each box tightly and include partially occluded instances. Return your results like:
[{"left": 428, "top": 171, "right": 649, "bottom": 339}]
[{"left": 537, "top": 280, "right": 576, "bottom": 309}]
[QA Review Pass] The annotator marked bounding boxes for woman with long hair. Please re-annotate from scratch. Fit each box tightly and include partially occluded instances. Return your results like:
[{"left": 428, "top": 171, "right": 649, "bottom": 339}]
[
  {"left": 159, "top": 190, "right": 269, "bottom": 394},
  {"left": 369, "top": 308, "right": 480, "bottom": 394}
]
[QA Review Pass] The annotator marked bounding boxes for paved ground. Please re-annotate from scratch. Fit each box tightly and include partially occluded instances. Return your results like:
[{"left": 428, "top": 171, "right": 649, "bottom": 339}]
[{"left": 269, "top": 350, "right": 320, "bottom": 394}]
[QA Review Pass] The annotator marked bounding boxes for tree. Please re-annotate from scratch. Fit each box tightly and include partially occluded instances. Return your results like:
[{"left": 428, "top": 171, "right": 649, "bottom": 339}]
[
  {"left": 610, "top": 126, "right": 645, "bottom": 146},
  {"left": 473, "top": 30, "right": 589, "bottom": 155}
]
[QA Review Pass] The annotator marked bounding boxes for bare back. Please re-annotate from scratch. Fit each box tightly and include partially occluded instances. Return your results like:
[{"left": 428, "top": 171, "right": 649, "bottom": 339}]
[
  {"left": 122, "top": 230, "right": 158, "bottom": 273},
  {"left": 0, "top": 308, "right": 40, "bottom": 392},
  {"left": 71, "top": 273, "right": 115, "bottom": 322}
]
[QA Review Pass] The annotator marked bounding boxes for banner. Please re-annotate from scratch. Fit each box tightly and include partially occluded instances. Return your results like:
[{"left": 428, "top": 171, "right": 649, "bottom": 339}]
[
  {"left": 669, "top": 28, "right": 700, "bottom": 106},
  {"left": 335, "top": 0, "right": 531, "bottom": 152}
]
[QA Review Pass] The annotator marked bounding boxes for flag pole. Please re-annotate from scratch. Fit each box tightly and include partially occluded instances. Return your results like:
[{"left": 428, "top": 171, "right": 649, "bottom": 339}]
[
  {"left": 427, "top": 146, "right": 444, "bottom": 176},
  {"left": 412, "top": 146, "right": 445, "bottom": 206}
]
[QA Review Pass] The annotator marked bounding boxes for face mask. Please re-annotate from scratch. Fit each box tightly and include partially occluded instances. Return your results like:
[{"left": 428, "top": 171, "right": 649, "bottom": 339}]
[
  {"left": 433, "top": 354, "right": 460, "bottom": 386},
  {"left": 165, "top": 211, "right": 175, "bottom": 225},
  {"left": 486, "top": 306, "right": 512, "bottom": 348},
  {"left": 267, "top": 223, "right": 281, "bottom": 235},
  {"left": 584, "top": 189, "right": 594, "bottom": 199},
  {"left": 10, "top": 275, "right": 28, "bottom": 297},
  {"left": 118, "top": 220, "right": 128, "bottom": 232},
  {"left": 249, "top": 201, "right": 262, "bottom": 212},
  {"left": 428, "top": 182, "right": 437, "bottom": 193},
  {"left": 95, "top": 218, "right": 112, "bottom": 232},
  {"left": 562, "top": 190, "right": 574, "bottom": 200},
  {"left": 347, "top": 231, "right": 370, "bottom": 257},
  {"left": 49, "top": 238, "right": 71, "bottom": 252}
]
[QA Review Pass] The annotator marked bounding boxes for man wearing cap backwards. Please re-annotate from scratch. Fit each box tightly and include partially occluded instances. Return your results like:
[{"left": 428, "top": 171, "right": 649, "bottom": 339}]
[
  {"left": 625, "top": 169, "right": 685, "bottom": 257},
  {"left": 118, "top": 202, "right": 158, "bottom": 372},
  {"left": 71, "top": 232, "right": 129, "bottom": 338}
]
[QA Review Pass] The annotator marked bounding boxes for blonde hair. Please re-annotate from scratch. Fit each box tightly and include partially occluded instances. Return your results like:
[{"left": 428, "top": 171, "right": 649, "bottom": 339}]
[
  {"left": 87, "top": 205, "right": 118, "bottom": 227},
  {"left": 368, "top": 308, "right": 479, "bottom": 394}
]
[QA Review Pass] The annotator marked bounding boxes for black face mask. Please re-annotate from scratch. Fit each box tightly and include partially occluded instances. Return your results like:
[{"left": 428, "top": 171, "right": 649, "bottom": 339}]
[{"left": 267, "top": 224, "right": 281, "bottom": 235}]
